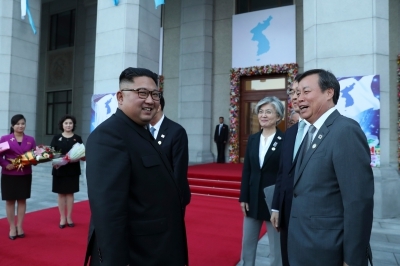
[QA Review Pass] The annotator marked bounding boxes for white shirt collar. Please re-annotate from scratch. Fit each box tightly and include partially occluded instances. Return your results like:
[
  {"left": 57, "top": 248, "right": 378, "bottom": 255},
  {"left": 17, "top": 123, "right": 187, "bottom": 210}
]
[
  {"left": 151, "top": 114, "right": 164, "bottom": 139},
  {"left": 312, "top": 106, "right": 336, "bottom": 131}
]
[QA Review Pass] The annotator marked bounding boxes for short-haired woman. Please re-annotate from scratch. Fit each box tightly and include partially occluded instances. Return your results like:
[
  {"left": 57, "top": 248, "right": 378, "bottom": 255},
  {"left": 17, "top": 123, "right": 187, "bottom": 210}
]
[
  {"left": 239, "top": 96, "right": 285, "bottom": 266},
  {"left": 50, "top": 115, "right": 83, "bottom": 229}
]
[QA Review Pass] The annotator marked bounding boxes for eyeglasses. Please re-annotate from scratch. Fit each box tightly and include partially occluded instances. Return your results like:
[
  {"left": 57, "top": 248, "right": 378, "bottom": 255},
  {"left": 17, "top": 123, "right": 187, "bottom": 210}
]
[
  {"left": 287, "top": 89, "right": 295, "bottom": 96},
  {"left": 121, "top": 88, "right": 161, "bottom": 101},
  {"left": 258, "top": 109, "right": 275, "bottom": 115}
]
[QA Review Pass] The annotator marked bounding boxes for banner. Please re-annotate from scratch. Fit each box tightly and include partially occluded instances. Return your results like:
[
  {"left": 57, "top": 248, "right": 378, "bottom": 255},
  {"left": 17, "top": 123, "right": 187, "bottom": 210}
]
[
  {"left": 232, "top": 5, "right": 296, "bottom": 68},
  {"left": 337, "top": 75, "right": 380, "bottom": 167},
  {"left": 90, "top": 93, "right": 118, "bottom": 132}
]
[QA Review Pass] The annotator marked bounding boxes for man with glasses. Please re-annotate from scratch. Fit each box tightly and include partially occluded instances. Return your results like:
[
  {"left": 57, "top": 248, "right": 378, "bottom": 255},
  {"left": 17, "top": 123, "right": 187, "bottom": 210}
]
[
  {"left": 270, "top": 74, "right": 306, "bottom": 266},
  {"left": 85, "top": 67, "right": 188, "bottom": 266}
]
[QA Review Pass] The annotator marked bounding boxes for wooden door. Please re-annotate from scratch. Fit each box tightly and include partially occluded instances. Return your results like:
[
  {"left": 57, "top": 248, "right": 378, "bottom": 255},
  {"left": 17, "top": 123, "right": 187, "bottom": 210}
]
[{"left": 239, "top": 74, "right": 289, "bottom": 162}]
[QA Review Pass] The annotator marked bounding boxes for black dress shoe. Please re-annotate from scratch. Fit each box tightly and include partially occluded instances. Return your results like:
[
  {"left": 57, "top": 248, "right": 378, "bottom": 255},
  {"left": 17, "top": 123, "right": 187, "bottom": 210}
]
[
  {"left": 67, "top": 223, "right": 75, "bottom": 228},
  {"left": 59, "top": 224, "right": 66, "bottom": 229},
  {"left": 16, "top": 227, "right": 24, "bottom": 238},
  {"left": 9, "top": 235, "right": 17, "bottom": 240}
]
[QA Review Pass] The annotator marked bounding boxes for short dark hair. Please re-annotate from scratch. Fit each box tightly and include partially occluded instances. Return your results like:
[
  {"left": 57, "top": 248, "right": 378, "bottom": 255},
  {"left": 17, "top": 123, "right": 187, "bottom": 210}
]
[
  {"left": 219, "top": 117, "right": 224, "bottom": 120},
  {"left": 119, "top": 67, "right": 158, "bottom": 87},
  {"left": 294, "top": 73, "right": 302, "bottom": 82},
  {"left": 160, "top": 96, "right": 165, "bottom": 111},
  {"left": 298, "top": 69, "right": 340, "bottom": 104},
  {"left": 10, "top": 114, "right": 26, "bottom": 133},
  {"left": 58, "top": 114, "right": 77, "bottom": 132}
]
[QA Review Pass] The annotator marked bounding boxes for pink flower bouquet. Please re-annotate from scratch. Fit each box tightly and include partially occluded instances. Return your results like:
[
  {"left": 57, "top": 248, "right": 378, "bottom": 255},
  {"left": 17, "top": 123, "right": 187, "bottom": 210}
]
[
  {"left": 52, "top": 143, "right": 85, "bottom": 169},
  {"left": 9, "top": 145, "right": 60, "bottom": 170}
]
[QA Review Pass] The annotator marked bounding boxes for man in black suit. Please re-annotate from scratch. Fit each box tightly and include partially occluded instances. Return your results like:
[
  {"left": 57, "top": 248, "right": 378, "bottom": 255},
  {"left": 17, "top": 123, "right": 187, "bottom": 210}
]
[
  {"left": 270, "top": 75, "right": 304, "bottom": 266},
  {"left": 149, "top": 96, "right": 191, "bottom": 213},
  {"left": 85, "top": 67, "right": 188, "bottom": 266},
  {"left": 213, "top": 117, "right": 229, "bottom": 163}
]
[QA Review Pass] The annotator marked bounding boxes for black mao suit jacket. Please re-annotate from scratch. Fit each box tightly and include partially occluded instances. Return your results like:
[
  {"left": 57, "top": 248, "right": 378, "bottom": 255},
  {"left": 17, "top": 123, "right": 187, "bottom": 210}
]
[
  {"left": 154, "top": 116, "right": 191, "bottom": 207},
  {"left": 84, "top": 109, "right": 188, "bottom": 266},
  {"left": 239, "top": 129, "right": 284, "bottom": 221}
]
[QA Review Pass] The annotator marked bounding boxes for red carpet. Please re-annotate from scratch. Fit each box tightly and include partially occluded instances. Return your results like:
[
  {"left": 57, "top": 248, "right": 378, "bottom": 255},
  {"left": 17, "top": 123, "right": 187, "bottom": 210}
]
[
  {"left": 0, "top": 195, "right": 265, "bottom": 265},
  {"left": 188, "top": 163, "right": 243, "bottom": 198}
]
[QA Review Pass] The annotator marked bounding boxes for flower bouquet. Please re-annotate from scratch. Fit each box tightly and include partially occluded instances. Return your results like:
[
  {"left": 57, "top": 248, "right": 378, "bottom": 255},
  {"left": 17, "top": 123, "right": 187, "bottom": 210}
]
[
  {"left": 52, "top": 143, "right": 85, "bottom": 169},
  {"left": 9, "top": 145, "right": 60, "bottom": 170}
]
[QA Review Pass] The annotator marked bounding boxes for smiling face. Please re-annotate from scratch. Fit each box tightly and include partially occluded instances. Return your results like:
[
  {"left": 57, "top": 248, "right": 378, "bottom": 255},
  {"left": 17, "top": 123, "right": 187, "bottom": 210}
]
[
  {"left": 297, "top": 74, "right": 334, "bottom": 124},
  {"left": 12, "top": 119, "right": 26, "bottom": 134},
  {"left": 62, "top": 119, "right": 74, "bottom": 133},
  {"left": 258, "top": 103, "right": 280, "bottom": 129},
  {"left": 291, "top": 81, "right": 300, "bottom": 113},
  {"left": 117, "top": 76, "right": 160, "bottom": 126}
]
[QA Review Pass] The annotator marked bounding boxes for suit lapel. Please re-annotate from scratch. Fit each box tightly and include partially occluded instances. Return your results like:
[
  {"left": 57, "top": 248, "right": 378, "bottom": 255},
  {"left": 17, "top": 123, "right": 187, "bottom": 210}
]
[
  {"left": 261, "top": 130, "right": 283, "bottom": 170},
  {"left": 114, "top": 110, "right": 176, "bottom": 182},
  {"left": 21, "top": 135, "right": 33, "bottom": 152},
  {"left": 293, "top": 111, "right": 340, "bottom": 187},
  {"left": 252, "top": 131, "right": 261, "bottom": 166},
  {"left": 8, "top": 134, "right": 24, "bottom": 154},
  {"left": 156, "top": 117, "right": 169, "bottom": 145}
]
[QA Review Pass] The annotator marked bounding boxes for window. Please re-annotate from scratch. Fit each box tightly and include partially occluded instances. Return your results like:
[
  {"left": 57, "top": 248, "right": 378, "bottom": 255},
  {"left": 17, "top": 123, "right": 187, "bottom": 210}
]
[
  {"left": 46, "top": 90, "right": 72, "bottom": 135},
  {"left": 49, "top": 10, "right": 75, "bottom": 50},
  {"left": 236, "top": 0, "right": 293, "bottom": 14}
]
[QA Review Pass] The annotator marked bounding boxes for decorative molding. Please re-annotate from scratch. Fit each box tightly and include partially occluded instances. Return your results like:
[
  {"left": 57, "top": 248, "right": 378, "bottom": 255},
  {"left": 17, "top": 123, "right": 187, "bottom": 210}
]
[
  {"left": 47, "top": 48, "right": 74, "bottom": 90},
  {"left": 229, "top": 63, "right": 298, "bottom": 163}
]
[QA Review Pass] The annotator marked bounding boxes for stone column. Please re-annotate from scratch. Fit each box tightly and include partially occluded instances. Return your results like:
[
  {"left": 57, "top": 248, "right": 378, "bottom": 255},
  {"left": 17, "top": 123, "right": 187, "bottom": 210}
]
[
  {"left": 303, "top": 0, "right": 399, "bottom": 218},
  {"left": 179, "top": 0, "right": 214, "bottom": 163},
  {"left": 93, "top": 0, "right": 161, "bottom": 95},
  {"left": 0, "top": 0, "right": 41, "bottom": 136},
  {"left": 82, "top": 0, "right": 98, "bottom": 142}
]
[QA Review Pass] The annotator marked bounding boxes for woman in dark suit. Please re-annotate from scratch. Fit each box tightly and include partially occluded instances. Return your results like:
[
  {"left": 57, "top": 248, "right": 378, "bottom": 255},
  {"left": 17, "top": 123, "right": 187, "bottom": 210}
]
[
  {"left": 0, "top": 114, "right": 36, "bottom": 240},
  {"left": 50, "top": 115, "right": 83, "bottom": 229},
  {"left": 239, "top": 96, "right": 284, "bottom": 266}
]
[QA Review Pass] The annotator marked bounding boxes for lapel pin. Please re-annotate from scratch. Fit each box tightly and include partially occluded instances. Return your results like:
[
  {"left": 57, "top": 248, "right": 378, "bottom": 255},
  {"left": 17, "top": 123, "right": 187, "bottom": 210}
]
[
  {"left": 277, "top": 136, "right": 282, "bottom": 140},
  {"left": 158, "top": 141, "right": 162, "bottom": 145},
  {"left": 272, "top": 147, "right": 276, "bottom": 151},
  {"left": 318, "top": 135, "right": 322, "bottom": 139},
  {"left": 312, "top": 144, "right": 317, "bottom": 149},
  {"left": 10, "top": 138, "right": 15, "bottom": 142},
  {"left": 58, "top": 137, "right": 62, "bottom": 141},
  {"left": 161, "top": 134, "right": 165, "bottom": 138}
]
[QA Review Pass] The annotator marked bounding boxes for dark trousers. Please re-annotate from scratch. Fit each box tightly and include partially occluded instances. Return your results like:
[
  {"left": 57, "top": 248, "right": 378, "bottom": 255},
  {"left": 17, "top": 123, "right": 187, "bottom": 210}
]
[
  {"left": 280, "top": 196, "right": 293, "bottom": 266},
  {"left": 216, "top": 141, "right": 226, "bottom": 163},
  {"left": 89, "top": 235, "right": 101, "bottom": 266}
]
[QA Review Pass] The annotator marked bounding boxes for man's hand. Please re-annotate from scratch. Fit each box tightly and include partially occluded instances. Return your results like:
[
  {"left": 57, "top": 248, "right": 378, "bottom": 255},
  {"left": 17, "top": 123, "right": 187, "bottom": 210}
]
[
  {"left": 270, "top": 212, "right": 280, "bottom": 232},
  {"left": 240, "top": 202, "right": 249, "bottom": 216}
]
